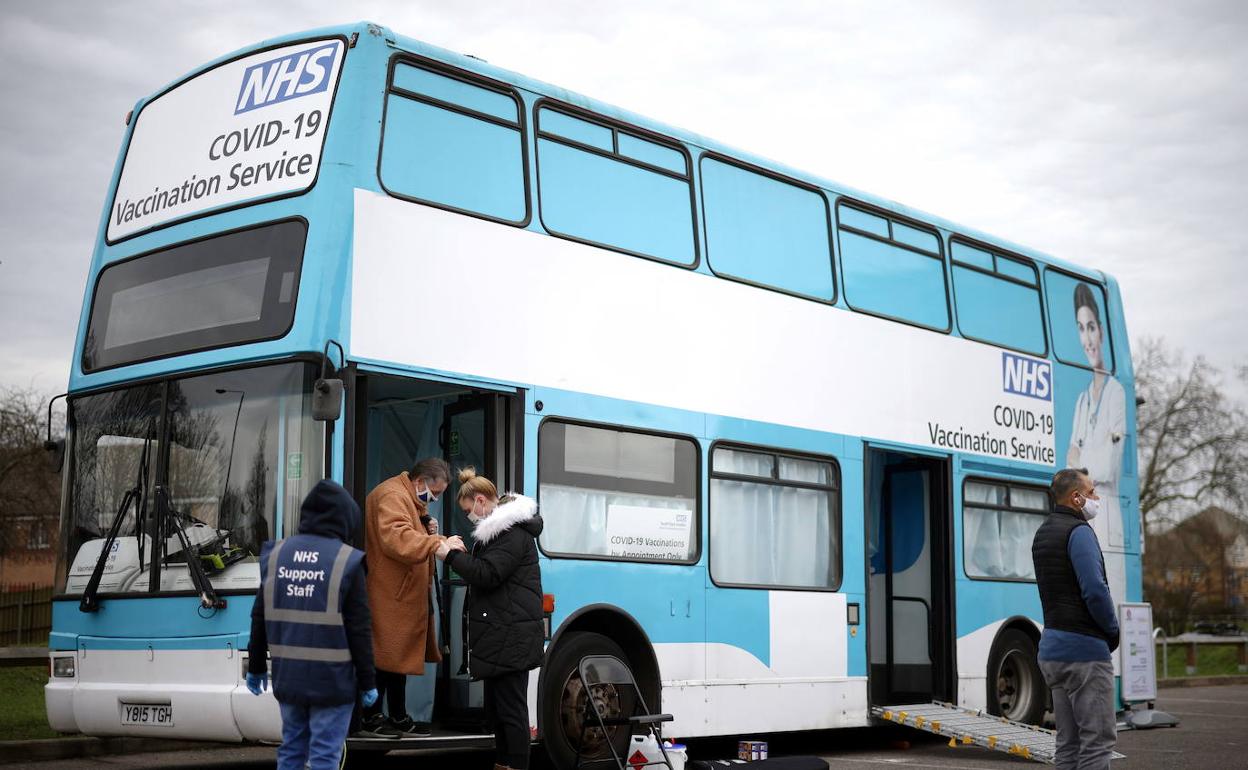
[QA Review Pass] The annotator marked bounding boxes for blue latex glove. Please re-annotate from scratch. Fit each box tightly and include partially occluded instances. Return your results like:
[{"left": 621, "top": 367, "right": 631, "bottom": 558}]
[
  {"left": 361, "top": 688, "right": 379, "bottom": 708},
  {"left": 245, "top": 672, "right": 268, "bottom": 696}
]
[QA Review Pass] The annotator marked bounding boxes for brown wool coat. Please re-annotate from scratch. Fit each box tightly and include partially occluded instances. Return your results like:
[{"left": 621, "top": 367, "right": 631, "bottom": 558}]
[{"left": 364, "top": 472, "right": 443, "bottom": 674}]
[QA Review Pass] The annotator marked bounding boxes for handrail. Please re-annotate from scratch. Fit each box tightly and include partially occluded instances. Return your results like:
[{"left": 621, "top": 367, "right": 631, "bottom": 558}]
[{"left": 1152, "top": 630, "right": 1248, "bottom": 678}]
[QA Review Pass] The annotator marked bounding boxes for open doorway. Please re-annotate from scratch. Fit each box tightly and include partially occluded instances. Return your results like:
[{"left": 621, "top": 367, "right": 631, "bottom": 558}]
[
  {"left": 866, "top": 447, "right": 954, "bottom": 706},
  {"left": 348, "top": 371, "right": 522, "bottom": 733}
]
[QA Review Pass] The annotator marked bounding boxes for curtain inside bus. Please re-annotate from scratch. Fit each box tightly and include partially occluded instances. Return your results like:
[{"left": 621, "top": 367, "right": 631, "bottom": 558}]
[
  {"left": 963, "top": 482, "right": 1046, "bottom": 581},
  {"left": 710, "top": 449, "right": 837, "bottom": 588}
]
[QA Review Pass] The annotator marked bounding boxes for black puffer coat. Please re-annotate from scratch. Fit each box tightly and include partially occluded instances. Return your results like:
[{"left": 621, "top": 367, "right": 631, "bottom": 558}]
[{"left": 444, "top": 495, "right": 544, "bottom": 680}]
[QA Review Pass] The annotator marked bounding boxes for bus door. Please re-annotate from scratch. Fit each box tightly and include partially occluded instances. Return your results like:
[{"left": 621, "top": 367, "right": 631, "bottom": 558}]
[
  {"left": 346, "top": 372, "right": 521, "bottom": 730},
  {"left": 866, "top": 448, "right": 954, "bottom": 706},
  {"left": 438, "top": 393, "right": 520, "bottom": 729}
]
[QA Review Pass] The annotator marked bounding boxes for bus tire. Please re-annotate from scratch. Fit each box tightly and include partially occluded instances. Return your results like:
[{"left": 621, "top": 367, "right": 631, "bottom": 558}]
[
  {"left": 987, "top": 628, "right": 1045, "bottom": 725},
  {"left": 541, "top": 630, "right": 630, "bottom": 770}
]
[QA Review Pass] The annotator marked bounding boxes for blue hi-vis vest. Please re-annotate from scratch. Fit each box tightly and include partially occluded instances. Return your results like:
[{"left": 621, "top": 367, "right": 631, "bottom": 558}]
[{"left": 259, "top": 534, "right": 364, "bottom": 705}]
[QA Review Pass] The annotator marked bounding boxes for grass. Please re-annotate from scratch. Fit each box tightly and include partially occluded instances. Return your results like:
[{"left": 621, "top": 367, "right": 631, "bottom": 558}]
[
  {"left": 1156, "top": 641, "right": 1248, "bottom": 679},
  {"left": 0, "top": 665, "right": 59, "bottom": 741}
]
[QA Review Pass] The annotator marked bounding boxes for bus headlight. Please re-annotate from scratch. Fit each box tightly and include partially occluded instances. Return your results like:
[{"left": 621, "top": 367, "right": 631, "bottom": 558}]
[{"left": 52, "top": 656, "right": 76, "bottom": 678}]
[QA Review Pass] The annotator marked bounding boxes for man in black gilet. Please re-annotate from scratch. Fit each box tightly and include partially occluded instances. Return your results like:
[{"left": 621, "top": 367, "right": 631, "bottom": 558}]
[{"left": 1032, "top": 468, "right": 1119, "bottom": 769}]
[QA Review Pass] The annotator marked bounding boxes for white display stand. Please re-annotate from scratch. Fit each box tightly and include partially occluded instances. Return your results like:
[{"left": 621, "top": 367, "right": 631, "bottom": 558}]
[{"left": 1119, "top": 602, "right": 1157, "bottom": 702}]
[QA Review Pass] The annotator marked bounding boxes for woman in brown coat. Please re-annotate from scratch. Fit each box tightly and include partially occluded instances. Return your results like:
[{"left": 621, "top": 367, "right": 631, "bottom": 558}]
[{"left": 357, "top": 457, "right": 461, "bottom": 737}]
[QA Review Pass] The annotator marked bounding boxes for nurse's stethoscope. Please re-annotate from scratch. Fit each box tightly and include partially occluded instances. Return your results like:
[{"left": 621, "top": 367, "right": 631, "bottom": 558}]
[{"left": 1076, "top": 375, "right": 1124, "bottom": 449}]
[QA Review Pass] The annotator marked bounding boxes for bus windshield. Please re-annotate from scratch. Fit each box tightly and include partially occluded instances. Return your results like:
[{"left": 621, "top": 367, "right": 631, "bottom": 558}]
[{"left": 58, "top": 362, "right": 323, "bottom": 596}]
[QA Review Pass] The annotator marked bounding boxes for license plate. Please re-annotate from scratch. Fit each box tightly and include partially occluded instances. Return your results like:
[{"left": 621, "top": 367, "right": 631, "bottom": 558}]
[{"left": 120, "top": 702, "right": 174, "bottom": 727}]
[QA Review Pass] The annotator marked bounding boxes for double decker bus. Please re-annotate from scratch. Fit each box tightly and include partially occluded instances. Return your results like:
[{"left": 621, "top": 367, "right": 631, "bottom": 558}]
[{"left": 47, "top": 21, "right": 1141, "bottom": 766}]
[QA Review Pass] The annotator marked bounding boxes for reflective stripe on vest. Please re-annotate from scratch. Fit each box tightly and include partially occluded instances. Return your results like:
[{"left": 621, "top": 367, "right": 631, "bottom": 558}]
[
  {"left": 269, "top": 643, "right": 353, "bottom": 662},
  {"left": 263, "top": 540, "right": 354, "bottom": 626}
]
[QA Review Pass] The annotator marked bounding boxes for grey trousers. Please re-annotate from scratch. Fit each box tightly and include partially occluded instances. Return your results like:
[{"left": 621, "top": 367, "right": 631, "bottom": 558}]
[{"left": 1039, "top": 659, "right": 1116, "bottom": 770}]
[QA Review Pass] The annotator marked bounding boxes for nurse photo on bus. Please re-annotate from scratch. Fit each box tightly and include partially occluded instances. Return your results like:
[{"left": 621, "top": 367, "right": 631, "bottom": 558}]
[{"left": 1065, "top": 281, "right": 1126, "bottom": 554}]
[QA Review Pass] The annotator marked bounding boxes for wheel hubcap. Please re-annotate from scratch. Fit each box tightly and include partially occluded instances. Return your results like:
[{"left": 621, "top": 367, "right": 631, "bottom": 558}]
[
  {"left": 559, "top": 673, "right": 624, "bottom": 757},
  {"left": 996, "top": 649, "right": 1034, "bottom": 720}
]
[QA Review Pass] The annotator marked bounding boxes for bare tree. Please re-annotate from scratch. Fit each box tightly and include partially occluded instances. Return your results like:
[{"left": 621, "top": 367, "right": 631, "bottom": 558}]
[
  {"left": 0, "top": 387, "right": 62, "bottom": 562},
  {"left": 1135, "top": 337, "right": 1248, "bottom": 533}
]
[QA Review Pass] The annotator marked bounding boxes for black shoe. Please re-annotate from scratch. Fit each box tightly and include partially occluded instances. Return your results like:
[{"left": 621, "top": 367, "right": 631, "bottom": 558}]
[
  {"left": 389, "top": 716, "right": 433, "bottom": 737},
  {"left": 352, "top": 713, "right": 402, "bottom": 739}
]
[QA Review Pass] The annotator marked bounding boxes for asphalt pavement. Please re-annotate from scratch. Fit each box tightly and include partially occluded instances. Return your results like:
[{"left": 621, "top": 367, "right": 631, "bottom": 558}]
[{"left": 8, "top": 683, "right": 1245, "bottom": 769}]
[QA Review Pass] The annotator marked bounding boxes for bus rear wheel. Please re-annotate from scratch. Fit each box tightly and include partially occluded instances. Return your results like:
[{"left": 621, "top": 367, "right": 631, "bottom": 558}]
[
  {"left": 541, "top": 631, "right": 631, "bottom": 770},
  {"left": 987, "top": 628, "right": 1045, "bottom": 725}
]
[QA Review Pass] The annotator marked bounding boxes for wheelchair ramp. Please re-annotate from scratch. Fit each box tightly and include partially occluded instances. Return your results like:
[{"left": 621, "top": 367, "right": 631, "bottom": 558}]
[{"left": 871, "top": 701, "right": 1121, "bottom": 764}]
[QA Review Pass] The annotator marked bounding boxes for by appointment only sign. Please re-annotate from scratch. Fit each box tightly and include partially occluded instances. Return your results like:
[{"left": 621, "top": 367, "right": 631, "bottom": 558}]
[{"left": 108, "top": 38, "right": 345, "bottom": 241}]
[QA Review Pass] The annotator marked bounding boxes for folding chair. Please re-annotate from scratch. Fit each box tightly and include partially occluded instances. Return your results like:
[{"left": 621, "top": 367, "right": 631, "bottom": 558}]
[{"left": 573, "top": 654, "right": 674, "bottom": 770}]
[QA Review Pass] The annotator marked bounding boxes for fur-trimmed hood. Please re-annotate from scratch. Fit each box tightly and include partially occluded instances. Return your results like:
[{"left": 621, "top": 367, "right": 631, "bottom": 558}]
[{"left": 472, "top": 494, "right": 542, "bottom": 544}]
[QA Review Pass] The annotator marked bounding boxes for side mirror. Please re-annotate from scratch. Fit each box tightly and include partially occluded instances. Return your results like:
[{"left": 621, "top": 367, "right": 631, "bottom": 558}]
[
  {"left": 313, "top": 340, "right": 346, "bottom": 422},
  {"left": 312, "top": 379, "right": 343, "bottom": 422},
  {"left": 44, "top": 393, "right": 67, "bottom": 473},
  {"left": 44, "top": 437, "right": 66, "bottom": 473}
]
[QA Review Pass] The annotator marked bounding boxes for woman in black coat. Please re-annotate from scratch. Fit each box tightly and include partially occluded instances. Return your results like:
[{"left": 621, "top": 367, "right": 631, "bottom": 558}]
[{"left": 438, "top": 467, "right": 543, "bottom": 770}]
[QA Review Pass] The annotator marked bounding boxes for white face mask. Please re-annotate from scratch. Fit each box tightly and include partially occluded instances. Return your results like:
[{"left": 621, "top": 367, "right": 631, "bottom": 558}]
[
  {"left": 415, "top": 480, "right": 438, "bottom": 504},
  {"left": 466, "top": 501, "right": 485, "bottom": 525},
  {"left": 1081, "top": 496, "right": 1101, "bottom": 520}
]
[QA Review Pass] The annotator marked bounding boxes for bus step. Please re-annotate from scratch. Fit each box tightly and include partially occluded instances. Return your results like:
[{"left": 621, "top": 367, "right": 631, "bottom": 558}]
[
  {"left": 346, "top": 728, "right": 495, "bottom": 751},
  {"left": 870, "top": 701, "right": 1125, "bottom": 765}
]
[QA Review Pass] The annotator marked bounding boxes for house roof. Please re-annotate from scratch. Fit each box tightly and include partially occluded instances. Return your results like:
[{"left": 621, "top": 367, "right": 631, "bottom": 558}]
[{"left": 1154, "top": 506, "right": 1248, "bottom": 539}]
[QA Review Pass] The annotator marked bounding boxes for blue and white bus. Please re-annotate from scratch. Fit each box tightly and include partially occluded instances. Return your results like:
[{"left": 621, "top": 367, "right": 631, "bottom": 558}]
[{"left": 47, "top": 21, "right": 1141, "bottom": 766}]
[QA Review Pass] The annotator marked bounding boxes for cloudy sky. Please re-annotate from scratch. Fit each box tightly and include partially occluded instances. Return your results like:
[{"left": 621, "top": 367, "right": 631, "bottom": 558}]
[{"left": 2, "top": 0, "right": 1245, "bottom": 399}]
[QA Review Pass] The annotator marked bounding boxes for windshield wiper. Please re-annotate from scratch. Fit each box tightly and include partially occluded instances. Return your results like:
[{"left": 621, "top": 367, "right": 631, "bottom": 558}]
[
  {"left": 79, "top": 417, "right": 226, "bottom": 611},
  {"left": 80, "top": 422, "right": 153, "bottom": 613},
  {"left": 157, "top": 485, "right": 227, "bottom": 610}
]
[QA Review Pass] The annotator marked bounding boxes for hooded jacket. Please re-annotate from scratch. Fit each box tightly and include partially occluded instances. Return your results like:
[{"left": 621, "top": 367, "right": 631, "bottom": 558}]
[
  {"left": 444, "top": 495, "right": 544, "bottom": 680},
  {"left": 248, "top": 480, "right": 375, "bottom": 705}
]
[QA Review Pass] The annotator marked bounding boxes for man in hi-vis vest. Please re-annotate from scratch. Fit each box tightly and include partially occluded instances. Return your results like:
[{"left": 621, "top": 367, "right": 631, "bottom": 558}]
[{"left": 247, "top": 480, "right": 379, "bottom": 770}]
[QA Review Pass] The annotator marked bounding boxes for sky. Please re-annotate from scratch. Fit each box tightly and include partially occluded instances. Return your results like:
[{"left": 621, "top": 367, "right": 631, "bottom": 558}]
[{"left": 1, "top": 0, "right": 1245, "bottom": 401}]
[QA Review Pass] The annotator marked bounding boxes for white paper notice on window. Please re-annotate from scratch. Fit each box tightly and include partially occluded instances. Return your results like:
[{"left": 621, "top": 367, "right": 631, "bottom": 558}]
[{"left": 605, "top": 504, "right": 693, "bottom": 561}]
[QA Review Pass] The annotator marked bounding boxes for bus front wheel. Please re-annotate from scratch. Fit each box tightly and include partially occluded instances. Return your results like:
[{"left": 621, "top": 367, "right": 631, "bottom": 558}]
[
  {"left": 987, "top": 628, "right": 1046, "bottom": 725},
  {"left": 541, "top": 631, "right": 631, "bottom": 770}
]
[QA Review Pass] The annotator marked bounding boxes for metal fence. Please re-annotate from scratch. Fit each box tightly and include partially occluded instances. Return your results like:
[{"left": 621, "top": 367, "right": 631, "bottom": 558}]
[
  {"left": 0, "top": 584, "right": 53, "bottom": 646},
  {"left": 1155, "top": 629, "right": 1248, "bottom": 678}
]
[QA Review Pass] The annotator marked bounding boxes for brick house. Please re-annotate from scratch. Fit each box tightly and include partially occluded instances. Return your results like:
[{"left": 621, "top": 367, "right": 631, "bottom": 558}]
[
  {"left": 1145, "top": 506, "right": 1248, "bottom": 630},
  {"left": 0, "top": 513, "right": 58, "bottom": 588}
]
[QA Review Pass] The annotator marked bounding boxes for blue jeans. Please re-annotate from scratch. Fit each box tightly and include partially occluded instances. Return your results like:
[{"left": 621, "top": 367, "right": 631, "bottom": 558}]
[{"left": 278, "top": 701, "right": 354, "bottom": 770}]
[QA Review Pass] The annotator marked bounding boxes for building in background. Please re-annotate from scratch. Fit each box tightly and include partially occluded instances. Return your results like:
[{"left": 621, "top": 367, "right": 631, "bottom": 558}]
[
  {"left": 0, "top": 402, "right": 61, "bottom": 590},
  {"left": 1145, "top": 506, "right": 1248, "bottom": 633},
  {"left": 0, "top": 512, "right": 58, "bottom": 587}
]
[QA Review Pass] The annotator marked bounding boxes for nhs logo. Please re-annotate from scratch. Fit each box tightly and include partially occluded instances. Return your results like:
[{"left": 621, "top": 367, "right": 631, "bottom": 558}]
[
  {"left": 234, "top": 42, "right": 341, "bottom": 115},
  {"left": 1002, "top": 352, "right": 1052, "bottom": 401}
]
